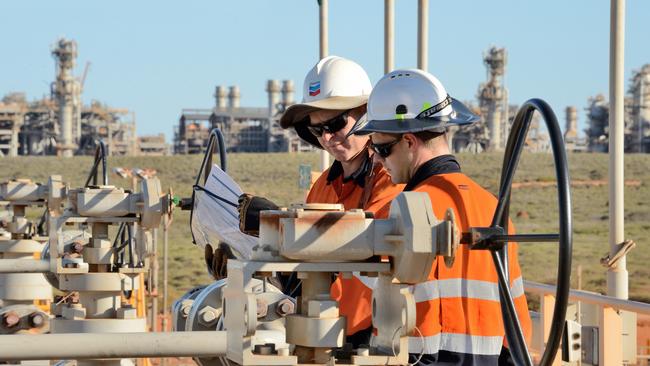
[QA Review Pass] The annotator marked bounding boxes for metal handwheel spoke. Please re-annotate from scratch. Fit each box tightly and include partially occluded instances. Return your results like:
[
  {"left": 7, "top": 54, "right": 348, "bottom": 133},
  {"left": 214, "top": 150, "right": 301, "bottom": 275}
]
[
  {"left": 491, "top": 251, "right": 533, "bottom": 366},
  {"left": 492, "top": 234, "right": 559, "bottom": 243}
]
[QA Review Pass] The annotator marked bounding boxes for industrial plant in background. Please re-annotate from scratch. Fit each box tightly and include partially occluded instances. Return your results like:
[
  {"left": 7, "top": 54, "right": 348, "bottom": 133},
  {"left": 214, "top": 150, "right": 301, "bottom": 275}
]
[
  {"left": 585, "top": 64, "right": 650, "bottom": 153},
  {"left": 173, "top": 80, "right": 313, "bottom": 154},
  {"left": 173, "top": 47, "right": 595, "bottom": 155},
  {"left": 450, "top": 47, "right": 573, "bottom": 154},
  {"left": 2, "top": 40, "right": 648, "bottom": 157},
  {"left": 0, "top": 38, "right": 170, "bottom": 158}
]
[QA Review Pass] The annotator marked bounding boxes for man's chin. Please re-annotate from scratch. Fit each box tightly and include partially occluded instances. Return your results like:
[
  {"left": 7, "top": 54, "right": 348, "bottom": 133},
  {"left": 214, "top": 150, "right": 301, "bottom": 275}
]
[
  {"left": 325, "top": 148, "right": 354, "bottom": 163},
  {"left": 387, "top": 170, "right": 406, "bottom": 184}
]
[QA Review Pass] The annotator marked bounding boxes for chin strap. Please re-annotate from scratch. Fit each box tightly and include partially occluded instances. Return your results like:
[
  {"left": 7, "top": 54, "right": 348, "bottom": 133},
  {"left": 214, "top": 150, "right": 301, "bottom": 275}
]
[{"left": 357, "top": 144, "right": 378, "bottom": 210}]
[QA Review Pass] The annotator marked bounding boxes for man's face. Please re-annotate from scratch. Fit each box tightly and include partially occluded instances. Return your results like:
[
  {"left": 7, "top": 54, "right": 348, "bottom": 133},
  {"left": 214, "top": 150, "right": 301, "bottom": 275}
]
[
  {"left": 371, "top": 132, "right": 411, "bottom": 184},
  {"left": 308, "top": 109, "right": 369, "bottom": 163}
]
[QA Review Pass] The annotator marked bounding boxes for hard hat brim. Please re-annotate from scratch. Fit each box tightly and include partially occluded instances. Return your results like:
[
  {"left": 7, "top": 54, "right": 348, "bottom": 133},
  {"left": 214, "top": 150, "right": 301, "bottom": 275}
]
[
  {"left": 279, "top": 95, "right": 369, "bottom": 129},
  {"left": 350, "top": 98, "right": 479, "bottom": 136}
]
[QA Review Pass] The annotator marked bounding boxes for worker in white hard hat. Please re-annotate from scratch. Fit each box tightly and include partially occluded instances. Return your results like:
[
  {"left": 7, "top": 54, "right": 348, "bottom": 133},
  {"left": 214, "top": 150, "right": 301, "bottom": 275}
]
[
  {"left": 240, "top": 56, "right": 403, "bottom": 347},
  {"left": 351, "top": 69, "right": 531, "bottom": 365}
]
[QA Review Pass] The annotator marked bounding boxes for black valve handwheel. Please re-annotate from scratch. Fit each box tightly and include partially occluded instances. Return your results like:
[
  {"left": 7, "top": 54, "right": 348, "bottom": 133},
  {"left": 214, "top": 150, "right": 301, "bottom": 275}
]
[{"left": 462, "top": 99, "right": 572, "bottom": 366}]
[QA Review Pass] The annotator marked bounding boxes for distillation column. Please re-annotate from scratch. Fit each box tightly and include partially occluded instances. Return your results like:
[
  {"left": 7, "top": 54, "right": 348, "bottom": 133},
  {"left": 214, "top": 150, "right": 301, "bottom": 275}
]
[
  {"left": 52, "top": 39, "right": 80, "bottom": 158},
  {"left": 629, "top": 65, "right": 650, "bottom": 152},
  {"left": 564, "top": 106, "right": 578, "bottom": 150},
  {"left": 478, "top": 47, "right": 508, "bottom": 151}
]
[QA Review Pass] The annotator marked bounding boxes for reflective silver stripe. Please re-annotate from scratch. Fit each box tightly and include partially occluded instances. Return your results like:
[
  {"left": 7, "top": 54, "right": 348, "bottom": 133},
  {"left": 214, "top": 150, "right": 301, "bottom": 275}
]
[
  {"left": 511, "top": 276, "right": 525, "bottom": 298},
  {"left": 410, "top": 276, "right": 525, "bottom": 303},
  {"left": 411, "top": 278, "right": 440, "bottom": 302},
  {"left": 352, "top": 272, "right": 377, "bottom": 289},
  {"left": 408, "top": 333, "right": 503, "bottom": 355}
]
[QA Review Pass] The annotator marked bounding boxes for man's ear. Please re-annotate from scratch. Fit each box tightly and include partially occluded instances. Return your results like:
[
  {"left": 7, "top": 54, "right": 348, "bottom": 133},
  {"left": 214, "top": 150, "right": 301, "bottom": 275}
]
[{"left": 403, "top": 133, "right": 418, "bottom": 150}]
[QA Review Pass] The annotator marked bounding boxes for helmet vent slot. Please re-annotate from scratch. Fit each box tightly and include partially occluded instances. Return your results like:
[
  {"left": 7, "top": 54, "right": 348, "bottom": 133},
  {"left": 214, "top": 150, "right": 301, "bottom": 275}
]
[{"left": 395, "top": 104, "right": 408, "bottom": 115}]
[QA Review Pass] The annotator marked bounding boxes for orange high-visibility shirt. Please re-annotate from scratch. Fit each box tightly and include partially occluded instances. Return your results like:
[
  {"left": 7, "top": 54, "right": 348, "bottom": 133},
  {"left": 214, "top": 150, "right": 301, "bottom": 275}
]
[
  {"left": 306, "top": 157, "right": 403, "bottom": 335},
  {"left": 407, "top": 170, "right": 532, "bottom": 362}
]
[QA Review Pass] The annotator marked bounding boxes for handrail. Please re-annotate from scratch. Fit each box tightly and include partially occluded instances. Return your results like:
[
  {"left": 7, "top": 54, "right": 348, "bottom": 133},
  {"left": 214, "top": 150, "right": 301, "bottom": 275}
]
[{"left": 524, "top": 280, "right": 650, "bottom": 316}]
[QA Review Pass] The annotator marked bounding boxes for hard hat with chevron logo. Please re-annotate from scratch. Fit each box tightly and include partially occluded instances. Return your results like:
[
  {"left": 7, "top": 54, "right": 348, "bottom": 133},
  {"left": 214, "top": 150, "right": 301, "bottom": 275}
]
[{"left": 280, "top": 56, "right": 372, "bottom": 147}]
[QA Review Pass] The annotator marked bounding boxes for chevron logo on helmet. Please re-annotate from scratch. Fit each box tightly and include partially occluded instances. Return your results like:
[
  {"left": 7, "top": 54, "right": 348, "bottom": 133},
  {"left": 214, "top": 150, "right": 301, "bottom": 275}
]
[{"left": 309, "top": 81, "right": 321, "bottom": 96}]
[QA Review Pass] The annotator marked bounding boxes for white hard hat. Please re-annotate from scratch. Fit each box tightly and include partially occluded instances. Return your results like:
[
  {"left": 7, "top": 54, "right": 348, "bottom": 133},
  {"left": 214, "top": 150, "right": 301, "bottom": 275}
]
[
  {"left": 280, "top": 56, "right": 372, "bottom": 147},
  {"left": 351, "top": 69, "right": 479, "bottom": 135}
]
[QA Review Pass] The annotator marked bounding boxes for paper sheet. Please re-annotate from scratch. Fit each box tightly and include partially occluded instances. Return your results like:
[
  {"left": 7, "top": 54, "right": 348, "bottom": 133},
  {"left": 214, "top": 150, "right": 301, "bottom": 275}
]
[{"left": 191, "top": 164, "right": 258, "bottom": 259}]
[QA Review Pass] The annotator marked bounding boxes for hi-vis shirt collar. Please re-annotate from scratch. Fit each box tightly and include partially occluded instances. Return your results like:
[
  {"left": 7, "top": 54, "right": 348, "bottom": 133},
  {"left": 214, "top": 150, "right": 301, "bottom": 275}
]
[
  {"left": 404, "top": 155, "right": 461, "bottom": 191},
  {"left": 326, "top": 152, "right": 373, "bottom": 188}
]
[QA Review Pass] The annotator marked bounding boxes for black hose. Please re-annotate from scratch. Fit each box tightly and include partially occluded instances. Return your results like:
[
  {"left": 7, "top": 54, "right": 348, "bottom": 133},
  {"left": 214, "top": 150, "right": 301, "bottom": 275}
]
[
  {"left": 84, "top": 140, "right": 108, "bottom": 187},
  {"left": 491, "top": 99, "right": 572, "bottom": 366},
  {"left": 195, "top": 128, "right": 227, "bottom": 185},
  {"left": 190, "top": 128, "right": 228, "bottom": 245},
  {"left": 36, "top": 208, "right": 48, "bottom": 236},
  {"left": 111, "top": 223, "right": 127, "bottom": 269},
  {"left": 127, "top": 223, "right": 135, "bottom": 268}
]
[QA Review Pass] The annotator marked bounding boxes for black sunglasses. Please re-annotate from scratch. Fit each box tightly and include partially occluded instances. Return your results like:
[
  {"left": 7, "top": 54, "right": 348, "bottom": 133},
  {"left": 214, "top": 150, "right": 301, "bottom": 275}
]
[
  {"left": 307, "top": 110, "right": 350, "bottom": 137},
  {"left": 370, "top": 136, "right": 402, "bottom": 158}
]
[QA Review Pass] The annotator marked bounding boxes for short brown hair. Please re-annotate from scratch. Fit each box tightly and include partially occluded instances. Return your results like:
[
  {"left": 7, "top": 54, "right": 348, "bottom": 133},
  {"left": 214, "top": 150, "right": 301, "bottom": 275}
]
[{"left": 413, "top": 130, "right": 444, "bottom": 142}]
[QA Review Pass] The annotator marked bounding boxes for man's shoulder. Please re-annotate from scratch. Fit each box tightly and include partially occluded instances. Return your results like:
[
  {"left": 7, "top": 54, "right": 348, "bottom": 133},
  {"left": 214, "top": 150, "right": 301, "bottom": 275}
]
[
  {"left": 415, "top": 172, "right": 495, "bottom": 198},
  {"left": 309, "top": 168, "right": 335, "bottom": 191}
]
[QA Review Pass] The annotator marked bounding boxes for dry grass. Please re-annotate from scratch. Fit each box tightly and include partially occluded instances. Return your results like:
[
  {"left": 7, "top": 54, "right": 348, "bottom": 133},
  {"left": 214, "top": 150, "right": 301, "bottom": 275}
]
[{"left": 1, "top": 152, "right": 648, "bottom": 307}]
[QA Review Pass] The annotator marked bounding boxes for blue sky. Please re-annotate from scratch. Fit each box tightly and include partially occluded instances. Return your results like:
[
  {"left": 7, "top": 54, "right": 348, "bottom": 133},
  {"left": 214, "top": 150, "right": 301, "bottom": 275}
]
[{"left": 2, "top": 1, "right": 649, "bottom": 141}]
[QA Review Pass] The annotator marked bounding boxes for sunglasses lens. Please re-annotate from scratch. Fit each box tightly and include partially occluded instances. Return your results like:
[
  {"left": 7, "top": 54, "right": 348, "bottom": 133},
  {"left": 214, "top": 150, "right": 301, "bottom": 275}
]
[
  {"left": 308, "top": 112, "right": 348, "bottom": 137},
  {"left": 371, "top": 137, "right": 401, "bottom": 158},
  {"left": 324, "top": 114, "right": 347, "bottom": 134}
]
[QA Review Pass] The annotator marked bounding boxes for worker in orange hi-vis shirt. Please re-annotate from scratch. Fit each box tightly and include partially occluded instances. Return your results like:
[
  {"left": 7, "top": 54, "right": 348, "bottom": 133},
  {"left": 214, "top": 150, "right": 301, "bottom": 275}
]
[
  {"left": 350, "top": 68, "right": 531, "bottom": 365},
  {"left": 238, "top": 56, "right": 403, "bottom": 346}
]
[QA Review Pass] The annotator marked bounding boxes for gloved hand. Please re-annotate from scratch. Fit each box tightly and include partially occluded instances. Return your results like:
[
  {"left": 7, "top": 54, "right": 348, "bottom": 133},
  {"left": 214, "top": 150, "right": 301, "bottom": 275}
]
[
  {"left": 204, "top": 243, "right": 234, "bottom": 280},
  {"left": 238, "top": 193, "right": 279, "bottom": 237}
]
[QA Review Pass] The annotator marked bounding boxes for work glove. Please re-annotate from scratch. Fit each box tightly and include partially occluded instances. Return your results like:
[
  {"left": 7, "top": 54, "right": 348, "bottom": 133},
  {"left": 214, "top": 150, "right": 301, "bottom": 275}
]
[
  {"left": 204, "top": 243, "right": 234, "bottom": 280},
  {"left": 238, "top": 193, "right": 279, "bottom": 237}
]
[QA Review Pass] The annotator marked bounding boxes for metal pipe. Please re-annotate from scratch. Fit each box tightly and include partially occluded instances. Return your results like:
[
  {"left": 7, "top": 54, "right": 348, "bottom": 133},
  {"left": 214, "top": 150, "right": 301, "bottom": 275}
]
[
  {"left": 384, "top": 0, "right": 394, "bottom": 73},
  {"left": 319, "top": 0, "right": 330, "bottom": 172},
  {"left": 525, "top": 281, "right": 650, "bottom": 316},
  {"left": 0, "top": 259, "right": 49, "bottom": 273},
  {"left": 608, "top": 0, "right": 627, "bottom": 300},
  {"left": 160, "top": 216, "right": 169, "bottom": 366},
  {"left": 0, "top": 331, "right": 227, "bottom": 360},
  {"left": 162, "top": 214, "right": 169, "bottom": 333},
  {"left": 151, "top": 227, "right": 159, "bottom": 332},
  {"left": 319, "top": 0, "right": 328, "bottom": 60},
  {"left": 417, "top": 0, "right": 429, "bottom": 71}
]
